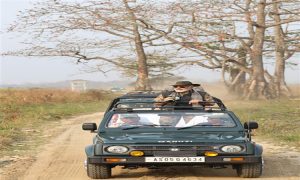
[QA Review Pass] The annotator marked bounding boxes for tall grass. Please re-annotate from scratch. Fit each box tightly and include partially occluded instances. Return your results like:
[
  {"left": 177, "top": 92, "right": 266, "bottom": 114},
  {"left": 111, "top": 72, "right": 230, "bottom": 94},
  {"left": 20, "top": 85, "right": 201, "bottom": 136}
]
[
  {"left": 0, "top": 88, "right": 116, "bottom": 151},
  {"left": 227, "top": 99, "right": 300, "bottom": 148},
  {"left": 1, "top": 88, "right": 299, "bottom": 153}
]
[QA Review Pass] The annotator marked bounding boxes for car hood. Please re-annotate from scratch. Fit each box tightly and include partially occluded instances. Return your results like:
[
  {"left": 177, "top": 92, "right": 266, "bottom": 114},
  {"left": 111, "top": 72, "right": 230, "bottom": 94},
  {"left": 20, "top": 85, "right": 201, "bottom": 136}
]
[{"left": 100, "top": 131, "right": 246, "bottom": 144}]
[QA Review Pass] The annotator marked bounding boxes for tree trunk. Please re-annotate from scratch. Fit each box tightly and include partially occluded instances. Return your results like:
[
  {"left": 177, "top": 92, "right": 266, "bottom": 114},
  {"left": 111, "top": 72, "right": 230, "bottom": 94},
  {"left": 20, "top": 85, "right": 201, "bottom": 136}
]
[
  {"left": 134, "top": 29, "right": 152, "bottom": 90},
  {"left": 229, "top": 47, "right": 247, "bottom": 96},
  {"left": 272, "top": 0, "right": 291, "bottom": 97},
  {"left": 123, "top": 0, "right": 151, "bottom": 90},
  {"left": 245, "top": 0, "right": 271, "bottom": 99}
]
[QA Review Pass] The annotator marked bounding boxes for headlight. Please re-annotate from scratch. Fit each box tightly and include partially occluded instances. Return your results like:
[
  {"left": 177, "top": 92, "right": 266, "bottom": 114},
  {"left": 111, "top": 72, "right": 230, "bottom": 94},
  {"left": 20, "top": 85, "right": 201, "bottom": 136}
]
[
  {"left": 221, "top": 145, "right": 243, "bottom": 153},
  {"left": 106, "top": 146, "right": 129, "bottom": 154}
]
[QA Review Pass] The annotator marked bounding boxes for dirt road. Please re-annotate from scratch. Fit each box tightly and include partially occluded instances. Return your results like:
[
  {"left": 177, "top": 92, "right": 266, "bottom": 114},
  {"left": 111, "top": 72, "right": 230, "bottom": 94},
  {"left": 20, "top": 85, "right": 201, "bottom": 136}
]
[{"left": 1, "top": 113, "right": 300, "bottom": 180}]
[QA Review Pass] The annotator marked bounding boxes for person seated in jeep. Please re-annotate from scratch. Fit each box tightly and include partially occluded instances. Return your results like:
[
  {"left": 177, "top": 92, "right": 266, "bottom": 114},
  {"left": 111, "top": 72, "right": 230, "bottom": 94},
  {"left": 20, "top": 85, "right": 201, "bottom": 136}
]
[
  {"left": 154, "top": 81, "right": 214, "bottom": 107},
  {"left": 108, "top": 114, "right": 141, "bottom": 127},
  {"left": 158, "top": 114, "right": 181, "bottom": 126},
  {"left": 207, "top": 117, "right": 223, "bottom": 126},
  {"left": 176, "top": 114, "right": 209, "bottom": 127}
]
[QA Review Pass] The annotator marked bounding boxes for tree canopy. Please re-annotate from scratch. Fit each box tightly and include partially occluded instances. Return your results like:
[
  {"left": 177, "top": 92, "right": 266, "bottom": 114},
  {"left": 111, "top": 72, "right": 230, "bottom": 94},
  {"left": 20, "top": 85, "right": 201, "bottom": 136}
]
[{"left": 4, "top": 0, "right": 300, "bottom": 99}]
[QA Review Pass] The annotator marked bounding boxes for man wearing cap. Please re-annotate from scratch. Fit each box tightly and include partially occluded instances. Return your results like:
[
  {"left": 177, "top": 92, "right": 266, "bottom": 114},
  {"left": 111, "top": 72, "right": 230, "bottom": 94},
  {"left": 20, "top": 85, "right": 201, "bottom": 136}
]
[{"left": 154, "top": 81, "right": 213, "bottom": 107}]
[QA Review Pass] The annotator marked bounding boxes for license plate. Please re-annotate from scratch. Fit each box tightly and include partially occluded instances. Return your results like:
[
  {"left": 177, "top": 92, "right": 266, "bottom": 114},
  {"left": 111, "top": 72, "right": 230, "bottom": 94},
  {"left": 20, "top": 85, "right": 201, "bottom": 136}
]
[{"left": 145, "top": 157, "right": 205, "bottom": 163}]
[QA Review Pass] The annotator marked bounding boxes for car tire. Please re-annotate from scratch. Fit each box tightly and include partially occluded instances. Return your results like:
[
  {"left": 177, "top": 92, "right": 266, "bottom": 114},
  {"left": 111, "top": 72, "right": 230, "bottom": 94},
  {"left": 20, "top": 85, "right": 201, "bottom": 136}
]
[
  {"left": 87, "top": 163, "right": 111, "bottom": 179},
  {"left": 236, "top": 162, "right": 262, "bottom": 178}
]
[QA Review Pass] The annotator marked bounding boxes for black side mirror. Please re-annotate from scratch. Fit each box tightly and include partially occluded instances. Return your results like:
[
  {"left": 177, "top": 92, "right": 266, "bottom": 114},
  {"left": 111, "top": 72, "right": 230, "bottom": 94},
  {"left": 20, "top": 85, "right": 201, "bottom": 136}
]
[
  {"left": 244, "top": 121, "right": 258, "bottom": 130},
  {"left": 82, "top": 123, "right": 97, "bottom": 132}
]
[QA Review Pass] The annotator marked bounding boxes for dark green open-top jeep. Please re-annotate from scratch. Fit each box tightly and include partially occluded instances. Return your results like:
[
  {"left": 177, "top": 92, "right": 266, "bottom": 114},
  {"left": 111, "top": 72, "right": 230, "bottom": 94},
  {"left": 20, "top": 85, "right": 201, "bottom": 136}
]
[{"left": 82, "top": 91, "right": 263, "bottom": 179}]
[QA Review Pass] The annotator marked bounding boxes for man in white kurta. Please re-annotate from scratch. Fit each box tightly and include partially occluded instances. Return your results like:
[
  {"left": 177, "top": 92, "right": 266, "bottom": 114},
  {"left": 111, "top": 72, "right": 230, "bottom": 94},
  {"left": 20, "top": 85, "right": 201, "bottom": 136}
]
[{"left": 175, "top": 115, "right": 208, "bottom": 127}]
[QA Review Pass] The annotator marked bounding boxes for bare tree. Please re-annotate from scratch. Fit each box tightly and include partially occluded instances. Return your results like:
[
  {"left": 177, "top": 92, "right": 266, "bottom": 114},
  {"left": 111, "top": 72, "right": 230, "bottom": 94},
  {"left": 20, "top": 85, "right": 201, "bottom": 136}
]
[
  {"left": 122, "top": 0, "right": 150, "bottom": 90},
  {"left": 267, "top": 0, "right": 300, "bottom": 97},
  {"left": 4, "top": 0, "right": 299, "bottom": 95},
  {"left": 6, "top": 0, "right": 168, "bottom": 90},
  {"left": 139, "top": 0, "right": 299, "bottom": 99}
]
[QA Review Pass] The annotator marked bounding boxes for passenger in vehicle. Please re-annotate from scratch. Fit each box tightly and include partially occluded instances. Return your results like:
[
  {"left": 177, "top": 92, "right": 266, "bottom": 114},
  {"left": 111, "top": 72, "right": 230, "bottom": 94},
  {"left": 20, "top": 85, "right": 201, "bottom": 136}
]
[
  {"left": 154, "top": 81, "right": 214, "bottom": 107},
  {"left": 158, "top": 114, "right": 181, "bottom": 126},
  {"left": 108, "top": 114, "right": 141, "bottom": 127},
  {"left": 175, "top": 115, "right": 208, "bottom": 127},
  {"left": 207, "top": 117, "right": 223, "bottom": 126},
  {"left": 121, "top": 115, "right": 140, "bottom": 125}
]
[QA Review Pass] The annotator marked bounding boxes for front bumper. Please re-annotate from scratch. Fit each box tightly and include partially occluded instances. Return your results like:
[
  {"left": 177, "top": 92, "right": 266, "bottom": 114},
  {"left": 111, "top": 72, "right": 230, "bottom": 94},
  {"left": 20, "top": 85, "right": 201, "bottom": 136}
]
[{"left": 87, "top": 155, "right": 262, "bottom": 165}]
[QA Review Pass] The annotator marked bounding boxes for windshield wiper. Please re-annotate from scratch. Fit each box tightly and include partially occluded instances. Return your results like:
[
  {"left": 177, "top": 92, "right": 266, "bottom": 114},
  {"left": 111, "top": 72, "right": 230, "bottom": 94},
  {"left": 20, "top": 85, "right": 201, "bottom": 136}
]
[
  {"left": 122, "top": 124, "right": 170, "bottom": 130},
  {"left": 177, "top": 124, "right": 223, "bottom": 130}
]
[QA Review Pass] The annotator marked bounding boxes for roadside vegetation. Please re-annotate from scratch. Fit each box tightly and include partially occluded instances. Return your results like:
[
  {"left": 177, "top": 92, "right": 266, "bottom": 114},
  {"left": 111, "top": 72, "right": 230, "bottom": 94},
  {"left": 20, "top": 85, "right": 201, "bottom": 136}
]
[
  {"left": 0, "top": 87, "right": 299, "bottom": 155},
  {"left": 0, "top": 88, "right": 117, "bottom": 155},
  {"left": 227, "top": 91, "right": 300, "bottom": 149}
]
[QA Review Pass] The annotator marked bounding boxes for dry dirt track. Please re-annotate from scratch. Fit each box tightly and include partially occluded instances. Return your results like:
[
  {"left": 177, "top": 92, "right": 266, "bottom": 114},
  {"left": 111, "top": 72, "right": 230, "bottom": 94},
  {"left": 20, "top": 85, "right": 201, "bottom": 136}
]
[{"left": 2, "top": 113, "right": 300, "bottom": 180}]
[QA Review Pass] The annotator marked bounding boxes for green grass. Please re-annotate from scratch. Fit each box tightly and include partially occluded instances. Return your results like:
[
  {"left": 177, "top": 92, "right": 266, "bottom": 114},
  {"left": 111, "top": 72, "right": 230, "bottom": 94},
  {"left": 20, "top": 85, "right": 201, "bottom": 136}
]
[
  {"left": 0, "top": 89, "right": 117, "bottom": 155},
  {"left": 226, "top": 99, "right": 300, "bottom": 148},
  {"left": 0, "top": 101, "right": 111, "bottom": 152},
  {"left": 1, "top": 89, "right": 299, "bottom": 155}
]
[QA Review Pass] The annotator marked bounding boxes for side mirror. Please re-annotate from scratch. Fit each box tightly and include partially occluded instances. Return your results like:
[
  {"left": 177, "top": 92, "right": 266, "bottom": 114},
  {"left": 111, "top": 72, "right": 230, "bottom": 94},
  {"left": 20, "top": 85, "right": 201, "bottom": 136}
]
[
  {"left": 82, "top": 123, "right": 97, "bottom": 132},
  {"left": 244, "top": 121, "right": 258, "bottom": 130}
]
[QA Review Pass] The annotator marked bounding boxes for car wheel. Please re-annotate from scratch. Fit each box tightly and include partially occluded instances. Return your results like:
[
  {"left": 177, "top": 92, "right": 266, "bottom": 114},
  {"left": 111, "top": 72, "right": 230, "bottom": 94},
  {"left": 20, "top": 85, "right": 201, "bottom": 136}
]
[
  {"left": 236, "top": 162, "right": 262, "bottom": 178},
  {"left": 87, "top": 163, "right": 111, "bottom": 179}
]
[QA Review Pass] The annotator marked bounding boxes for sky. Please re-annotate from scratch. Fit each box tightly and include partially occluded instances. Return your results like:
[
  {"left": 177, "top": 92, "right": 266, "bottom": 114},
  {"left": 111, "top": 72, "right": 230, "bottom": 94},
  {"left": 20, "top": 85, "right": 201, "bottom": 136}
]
[{"left": 0, "top": 0, "right": 299, "bottom": 85}]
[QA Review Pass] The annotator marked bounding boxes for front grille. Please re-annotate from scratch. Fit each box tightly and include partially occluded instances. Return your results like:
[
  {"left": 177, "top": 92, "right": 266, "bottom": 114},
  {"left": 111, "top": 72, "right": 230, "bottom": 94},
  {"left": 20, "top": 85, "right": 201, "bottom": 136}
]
[
  {"left": 154, "top": 151, "right": 196, "bottom": 157},
  {"left": 132, "top": 145, "right": 213, "bottom": 151},
  {"left": 132, "top": 146, "right": 153, "bottom": 150},
  {"left": 131, "top": 145, "right": 214, "bottom": 156}
]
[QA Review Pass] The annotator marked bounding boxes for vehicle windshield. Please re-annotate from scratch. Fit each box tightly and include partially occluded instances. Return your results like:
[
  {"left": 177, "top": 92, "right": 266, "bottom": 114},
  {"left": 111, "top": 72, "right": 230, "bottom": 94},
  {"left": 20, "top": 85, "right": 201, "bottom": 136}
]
[{"left": 107, "top": 112, "right": 236, "bottom": 128}]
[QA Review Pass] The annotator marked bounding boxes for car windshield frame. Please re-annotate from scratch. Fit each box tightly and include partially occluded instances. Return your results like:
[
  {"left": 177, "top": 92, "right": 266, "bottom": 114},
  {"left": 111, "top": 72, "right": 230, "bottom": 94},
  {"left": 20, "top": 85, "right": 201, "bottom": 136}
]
[{"left": 105, "top": 111, "right": 238, "bottom": 129}]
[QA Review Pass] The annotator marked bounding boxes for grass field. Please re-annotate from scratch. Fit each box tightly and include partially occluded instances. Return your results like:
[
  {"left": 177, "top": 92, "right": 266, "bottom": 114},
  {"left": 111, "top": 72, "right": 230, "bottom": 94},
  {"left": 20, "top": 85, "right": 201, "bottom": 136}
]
[
  {"left": 1, "top": 87, "right": 299, "bottom": 155},
  {"left": 227, "top": 99, "right": 300, "bottom": 148},
  {"left": 0, "top": 88, "right": 117, "bottom": 153},
  {"left": 207, "top": 83, "right": 300, "bottom": 148}
]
